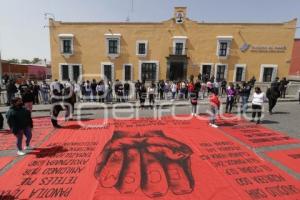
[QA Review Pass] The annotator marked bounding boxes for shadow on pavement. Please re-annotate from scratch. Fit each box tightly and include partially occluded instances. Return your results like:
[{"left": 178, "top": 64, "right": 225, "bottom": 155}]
[
  {"left": 27, "top": 146, "right": 68, "bottom": 158},
  {"left": 261, "top": 120, "right": 279, "bottom": 124}
]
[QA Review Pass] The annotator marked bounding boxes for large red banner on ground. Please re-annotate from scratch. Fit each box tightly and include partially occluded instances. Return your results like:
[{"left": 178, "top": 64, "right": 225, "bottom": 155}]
[
  {"left": 0, "top": 116, "right": 300, "bottom": 200},
  {"left": 267, "top": 148, "right": 300, "bottom": 174},
  {"left": 0, "top": 117, "right": 54, "bottom": 151},
  {"left": 218, "top": 115, "right": 300, "bottom": 147}
]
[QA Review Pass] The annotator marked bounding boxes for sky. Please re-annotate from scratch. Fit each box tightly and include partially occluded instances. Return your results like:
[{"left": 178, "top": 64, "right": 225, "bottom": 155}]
[{"left": 0, "top": 0, "right": 300, "bottom": 61}]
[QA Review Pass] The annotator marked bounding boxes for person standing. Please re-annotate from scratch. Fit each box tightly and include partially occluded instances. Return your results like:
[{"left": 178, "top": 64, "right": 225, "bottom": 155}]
[
  {"left": 279, "top": 77, "right": 289, "bottom": 98},
  {"left": 234, "top": 83, "right": 241, "bottom": 106},
  {"left": 194, "top": 79, "right": 201, "bottom": 99},
  {"left": 6, "top": 97, "right": 33, "bottom": 156},
  {"left": 213, "top": 81, "right": 220, "bottom": 96},
  {"left": 171, "top": 82, "right": 177, "bottom": 100},
  {"left": 135, "top": 80, "right": 141, "bottom": 100},
  {"left": 50, "top": 89, "right": 63, "bottom": 128},
  {"left": 139, "top": 84, "right": 147, "bottom": 109},
  {"left": 32, "top": 81, "right": 40, "bottom": 105},
  {"left": 209, "top": 89, "right": 220, "bottom": 128},
  {"left": 221, "top": 79, "right": 227, "bottom": 97},
  {"left": 200, "top": 82, "right": 206, "bottom": 99},
  {"left": 124, "top": 81, "right": 130, "bottom": 102},
  {"left": 106, "top": 81, "right": 113, "bottom": 103},
  {"left": 188, "top": 81, "right": 195, "bottom": 99},
  {"left": 225, "top": 83, "right": 236, "bottom": 113},
  {"left": 40, "top": 80, "right": 50, "bottom": 104},
  {"left": 159, "top": 80, "right": 165, "bottom": 100},
  {"left": 96, "top": 80, "right": 105, "bottom": 103},
  {"left": 114, "top": 80, "right": 122, "bottom": 102},
  {"left": 190, "top": 92, "right": 198, "bottom": 116},
  {"left": 206, "top": 80, "right": 213, "bottom": 95},
  {"left": 50, "top": 79, "right": 61, "bottom": 94},
  {"left": 64, "top": 84, "right": 76, "bottom": 120},
  {"left": 251, "top": 87, "right": 266, "bottom": 124},
  {"left": 85, "top": 80, "right": 92, "bottom": 102},
  {"left": 73, "top": 81, "right": 81, "bottom": 103},
  {"left": 240, "top": 82, "right": 252, "bottom": 113},
  {"left": 6, "top": 80, "right": 18, "bottom": 106},
  {"left": 80, "top": 81, "right": 86, "bottom": 102},
  {"left": 18, "top": 80, "right": 29, "bottom": 97},
  {"left": 148, "top": 83, "right": 156, "bottom": 109},
  {"left": 266, "top": 77, "right": 280, "bottom": 114},
  {"left": 22, "top": 88, "right": 34, "bottom": 112},
  {"left": 91, "top": 79, "right": 98, "bottom": 102},
  {"left": 164, "top": 81, "right": 170, "bottom": 100}
]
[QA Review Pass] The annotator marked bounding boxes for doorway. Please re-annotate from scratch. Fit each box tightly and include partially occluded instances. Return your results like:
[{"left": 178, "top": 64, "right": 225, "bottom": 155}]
[
  {"left": 169, "top": 62, "right": 185, "bottom": 81},
  {"left": 201, "top": 65, "right": 212, "bottom": 81}
]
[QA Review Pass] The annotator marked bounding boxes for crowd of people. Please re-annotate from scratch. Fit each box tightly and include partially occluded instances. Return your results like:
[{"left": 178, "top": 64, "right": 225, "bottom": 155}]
[
  {"left": 3, "top": 76, "right": 291, "bottom": 107},
  {"left": 1, "top": 75, "right": 294, "bottom": 156}
]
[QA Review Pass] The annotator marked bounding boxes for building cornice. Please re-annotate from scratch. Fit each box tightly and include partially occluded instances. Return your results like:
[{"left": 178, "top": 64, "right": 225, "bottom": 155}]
[{"left": 51, "top": 18, "right": 297, "bottom": 26}]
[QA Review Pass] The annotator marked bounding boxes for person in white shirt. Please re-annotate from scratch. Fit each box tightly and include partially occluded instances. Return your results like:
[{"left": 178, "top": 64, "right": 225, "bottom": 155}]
[
  {"left": 96, "top": 80, "right": 106, "bottom": 102},
  {"left": 73, "top": 82, "right": 81, "bottom": 102},
  {"left": 251, "top": 87, "right": 266, "bottom": 124},
  {"left": 171, "top": 82, "right": 177, "bottom": 100},
  {"left": 148, "top": 83, "right": 156, "bottom": 109},
  {"left": 50, "top": 79, "right": 61, "bottom": 94}
]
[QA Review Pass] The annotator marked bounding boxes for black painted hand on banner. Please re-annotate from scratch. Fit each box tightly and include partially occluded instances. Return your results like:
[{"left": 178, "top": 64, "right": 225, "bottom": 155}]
[{"left": 94, "top": 130, "right": 194, "bottom": 198}]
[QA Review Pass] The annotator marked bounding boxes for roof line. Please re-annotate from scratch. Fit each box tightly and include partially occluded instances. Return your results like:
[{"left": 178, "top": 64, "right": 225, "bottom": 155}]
[
  {"left": 56, "top": 21, "right": 164, "bottom": 25},
  {"left": 52, "top": 17, "right": 295, "bottom": 26}
]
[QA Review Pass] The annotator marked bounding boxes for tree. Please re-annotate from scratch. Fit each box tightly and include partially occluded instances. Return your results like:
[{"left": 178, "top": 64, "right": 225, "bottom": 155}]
[
  {"left": 21, "top": 59, "right": 31, "bottom": 64},
  {"left": 7, "top": 58, "right": 19, "bottom": 64},
  {"left": 32, "top": 57, "right": 41, "bottom": 64}
]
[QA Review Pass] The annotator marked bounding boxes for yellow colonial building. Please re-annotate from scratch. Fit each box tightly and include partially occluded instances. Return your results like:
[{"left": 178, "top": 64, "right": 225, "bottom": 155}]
[{"left": 49, "top": 7, "right": 297, "bottom": 83}]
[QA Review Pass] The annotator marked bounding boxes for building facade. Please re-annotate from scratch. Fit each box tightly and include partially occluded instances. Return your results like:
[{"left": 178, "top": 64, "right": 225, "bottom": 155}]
[
  {"left": 289, "top": 39, "right": 300, "bottom": 80},
  {"left": 1, "top": 60, "right": 51, "bottom": 84},
  {"left": 49, "top": 7, "right": 297, "bottom": 83}
]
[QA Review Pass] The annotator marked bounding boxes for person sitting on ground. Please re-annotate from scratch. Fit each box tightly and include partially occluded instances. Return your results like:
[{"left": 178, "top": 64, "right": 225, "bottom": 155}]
[
  {"left": 209, "top": 89, "right": 220, "bottom": 128},
  {"left": 251, "top": 87, "right": 266, "bottom": 124},
  {"left": 6, "top": 97, "right": 33, "bottom": 156}
]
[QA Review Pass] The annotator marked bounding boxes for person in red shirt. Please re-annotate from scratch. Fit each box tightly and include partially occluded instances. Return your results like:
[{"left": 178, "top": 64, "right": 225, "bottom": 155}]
[
  {"left": 188, "top": 81, "right": 195, "bottom": 99},
  {"left": 209, "top": 89, "right": 220, "bottom": 128}
]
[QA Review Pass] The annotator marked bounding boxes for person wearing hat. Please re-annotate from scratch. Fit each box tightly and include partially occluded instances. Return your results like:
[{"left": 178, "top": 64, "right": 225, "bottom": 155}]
[{"left": 6, "top": 97, "right": 33, "bottom": 156}]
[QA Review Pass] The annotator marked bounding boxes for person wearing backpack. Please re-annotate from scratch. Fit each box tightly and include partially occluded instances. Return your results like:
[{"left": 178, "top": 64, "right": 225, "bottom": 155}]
[{"left": 6, "top": 97, "right": 33, "bottom": 156}]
